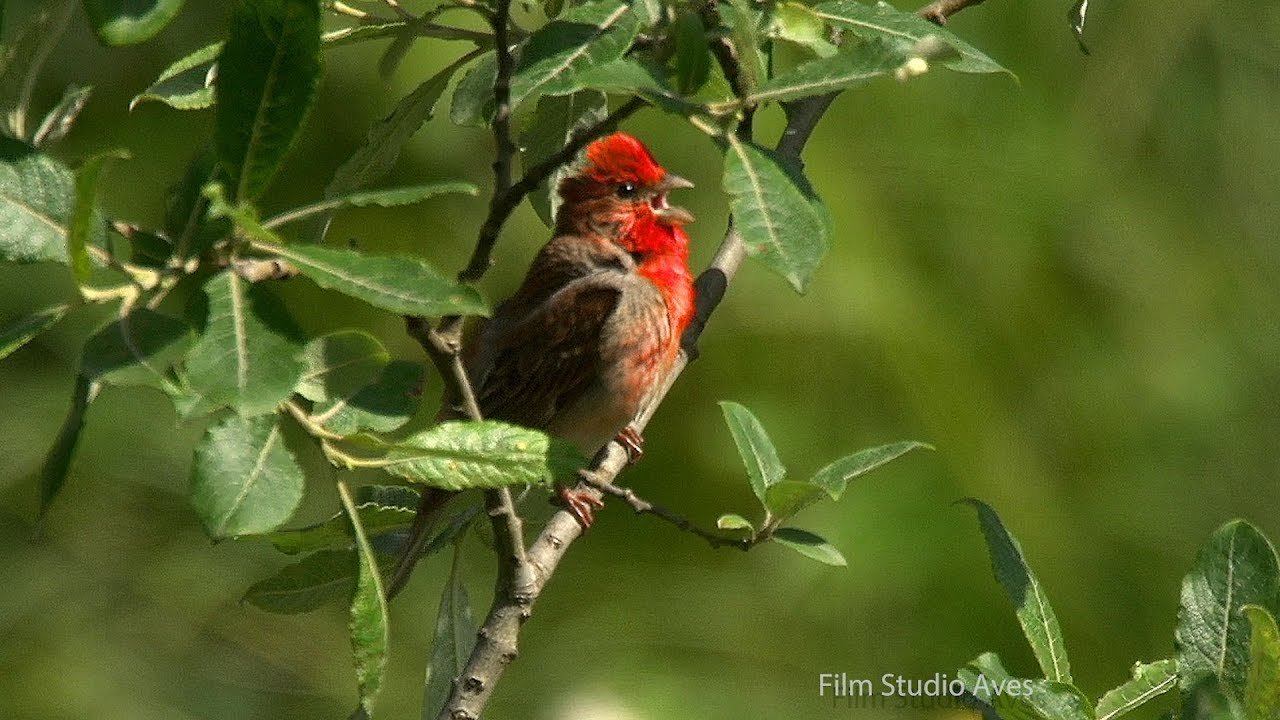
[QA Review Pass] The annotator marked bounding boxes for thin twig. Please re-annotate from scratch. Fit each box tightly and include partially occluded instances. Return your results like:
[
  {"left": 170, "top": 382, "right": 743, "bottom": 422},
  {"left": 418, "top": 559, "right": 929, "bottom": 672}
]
[{"left": 578, "top": 469, "right": 752, "bottom": 550}]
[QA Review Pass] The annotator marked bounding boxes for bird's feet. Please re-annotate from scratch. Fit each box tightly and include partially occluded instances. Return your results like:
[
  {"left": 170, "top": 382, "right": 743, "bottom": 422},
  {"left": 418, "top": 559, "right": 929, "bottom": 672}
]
[
  {"left": 556, "top": 485, "right": 605, "bottom": 529},
  {"left": 615, "top": 425, "right": 645, "bottom": 465}
]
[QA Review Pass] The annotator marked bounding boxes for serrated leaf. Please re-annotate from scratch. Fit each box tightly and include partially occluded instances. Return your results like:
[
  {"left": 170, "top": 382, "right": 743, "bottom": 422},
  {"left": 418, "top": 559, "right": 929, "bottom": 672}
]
[
  {"left": 0, "top": 1, "right": 74, "bottom": 140},
  {"left": 960, "top": 653, "right": 1092, "bottom": 720},
  {"left": 39, "top": 373, "right": 95, "bottom": 520},
  {"left": 723, "top": 137, "right": 828, "bottom": 293},
  {"left": 216, "top": 0, "right": 322, "bottom": 201},
  {"left": 422, "top": 542, "right": 477, "bottom": 719},
  {"left": 69, "top": 151, "right": 129, "bottom": 283},
  {"left": 673, "top": 12, "right": 712, "bottom": 93},
  {"left": 314, "top": 360, "right": 424, "bottom": 435},
  {"left": 184, "top": 270, "right": 307, "bottom": 417},
  {"left": 296, "top": 330, "right": 389, "bottom": 403},
  {"left": 84, "top": 0, "right": 186, "bottom": 46},
  {"left": 1096, "top": 659, "right": 1178, "bottom": 720},
  {"left": 1243, "top": 606, "right": 1280, "bottom": 720},
  {"left": 81, "top": 308, "right": 192, "bottom": 388},
  {"left": 772, "top": 527, "right": 846, "bottom": 566},
  {"left": 716, "top": 513, "right": 755, "bottom": 532},
  {"left": 1177, "top": 520, "right": 1280, "bottom": 701},
  {"left": 749, "top": 37, "right": 907, "bottom": 103},
  {"left": 327, "top": 52, "right": 475, "bottom": 204},
  {"left": 508, "top": 0, "right": 641, "bottom": 111},
  {"left": 191, "top": 414, "right": 305, "bottom": 538},
  {"left": 378, "top": 420, "right": 583, "bottom": 490},
  {"left": 520, "top": 91, "right": 607, "bottom": 227},
  {"left": 339, "top": 480, "right": 389, "bottom": 718},
  {"left": 263, "top": 182, "right": 478, "bottom": 229},
  {"left": 245, "top": 548, "right": 358, "bottom": 612},
  {"left": 251, "top": 240, "right": 489, "bottom": 318},
  {"left": 266, "top": 485, "right": 420, "bottom": 555},
  {"left": 813, "top": 0, "right": 1010, "bottom": 75},
  {"left": 33, "top": 85, "right": 93, "bottom": 147},
  {"left": 718, "top": 401, "right": 786, "bottom": 503},
  {"left": 963, "top": 499, "right": 1073, "bottom": 684},
  {"left": 131, "top": 42, "right": 221, "bottom": 111},
  {"left": 0, "top": 140, "right": 103, "bottom": 265},
  {"left": 0, "top": 304, "right": 69, "bottom": 361}
]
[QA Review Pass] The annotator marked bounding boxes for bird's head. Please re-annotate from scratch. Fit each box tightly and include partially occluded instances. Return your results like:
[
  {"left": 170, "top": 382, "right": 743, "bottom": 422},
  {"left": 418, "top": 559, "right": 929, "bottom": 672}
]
[{"left": 556, "top": 133, "right": 694, "bottom": 250}]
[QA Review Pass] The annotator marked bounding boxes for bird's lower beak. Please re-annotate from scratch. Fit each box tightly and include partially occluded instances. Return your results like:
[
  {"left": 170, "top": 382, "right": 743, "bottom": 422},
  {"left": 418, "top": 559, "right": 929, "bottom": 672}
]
[{"left": 653, "top": 173, "right": 695, "bottom": 225}]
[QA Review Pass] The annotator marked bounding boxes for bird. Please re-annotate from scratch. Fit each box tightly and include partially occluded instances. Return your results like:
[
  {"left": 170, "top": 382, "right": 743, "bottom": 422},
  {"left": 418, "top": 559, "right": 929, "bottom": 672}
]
[{"left": 397, "top": 130, "right": 696, "bottom": 579}]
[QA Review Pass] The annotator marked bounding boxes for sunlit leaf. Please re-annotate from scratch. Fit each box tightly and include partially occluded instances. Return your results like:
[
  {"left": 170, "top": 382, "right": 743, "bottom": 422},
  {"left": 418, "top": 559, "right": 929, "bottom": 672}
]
[
  {"left": 813, "top": 0, "right": 1010, "bottom": 75},
  {"left": 378, "top": 420, "right": 583, "bottom": 490},
  {"left": 339, "top": 480, "right": 389, "bottom": 718},
  {"left": 748, "top": 37, "right": 907, "bottom": 103},
  {"left": 191, "top": 413, "right": 305, "bottom": 538},
  {"left": 84, "top": 0, "right": 185, "bottom": 46},
  {"left": 131, "top": 42, "right": 221, "bottom": 111},
  {"left": 296, "top": 330, "right": 389, "bottom": 404},
  {"left": 768, "top": 2, "right": 839, "bottom": 58},
  {"left": 963, "top": 499, "right": 1073, "bottom": 684},
  {"left": 263, "top": 182, "right": 478, "bottom": 229},
  {"left": 718, "top": 401, "right": 786, "bottom": 503},
  {"left": 717, "top": 513, "right": 755, "bottom": 532},
  {"left": 1095, "top": 659, "right": 1177, "bottom": 720},
  {"left": 772, "top": 527, "right": 846, "bottom": 566},
  {"left": 809, "top": 441, "right": 930, "bottom": 499},
  {"left": 313, "top": 360, "right": 424, "bottom": 436},
  {"left": 959, "top": 653, "right": 1091, "bottom": 720},
  {"left": 1243, "top": 605, "right": 1280, "bottom": 720},
  {"left": 508, "top": 0, "right": 642, "bottom": 110},
  {"left": 0, "top": 140, "right": 99, "bottom": 265}
]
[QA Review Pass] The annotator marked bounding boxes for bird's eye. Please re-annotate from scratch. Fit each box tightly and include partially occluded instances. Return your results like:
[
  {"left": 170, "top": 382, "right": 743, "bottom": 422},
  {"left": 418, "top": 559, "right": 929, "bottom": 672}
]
[{"left": 616, "top": 182, "right": 638, "bottom": 198}]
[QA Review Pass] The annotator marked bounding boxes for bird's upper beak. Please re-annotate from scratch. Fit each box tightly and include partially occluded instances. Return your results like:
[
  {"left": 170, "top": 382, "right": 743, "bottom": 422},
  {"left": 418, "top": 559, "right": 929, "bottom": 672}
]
[{"left": 651, "top": 173, "right": 695, "bottom": 226}]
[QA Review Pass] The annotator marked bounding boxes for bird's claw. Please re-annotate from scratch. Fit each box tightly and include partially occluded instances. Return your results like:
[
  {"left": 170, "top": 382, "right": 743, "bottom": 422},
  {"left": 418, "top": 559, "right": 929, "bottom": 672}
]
[
  {"left": 615, "top": 425, "right": 645, "bottom": 465},
  {"left": 556, "top": 486, "right": 605, "bottom": 529}
]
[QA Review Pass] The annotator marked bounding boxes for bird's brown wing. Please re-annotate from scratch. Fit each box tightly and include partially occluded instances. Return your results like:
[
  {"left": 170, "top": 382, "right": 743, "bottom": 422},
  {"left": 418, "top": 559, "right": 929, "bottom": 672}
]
[{"left": 473, "top": 273, "right": 626, "bottom": 429}]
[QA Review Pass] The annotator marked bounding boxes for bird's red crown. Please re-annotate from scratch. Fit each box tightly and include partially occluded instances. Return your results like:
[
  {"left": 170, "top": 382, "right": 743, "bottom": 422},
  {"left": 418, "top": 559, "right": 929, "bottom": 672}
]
[{"left": 582, "top": 132, "right": 666, "bottom": 186}]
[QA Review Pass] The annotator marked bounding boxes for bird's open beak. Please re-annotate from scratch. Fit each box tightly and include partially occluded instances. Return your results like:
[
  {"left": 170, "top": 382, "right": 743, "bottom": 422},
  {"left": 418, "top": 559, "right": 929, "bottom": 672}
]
[{"left": 652, "top": 173, "right": 695, "bottom": 225}]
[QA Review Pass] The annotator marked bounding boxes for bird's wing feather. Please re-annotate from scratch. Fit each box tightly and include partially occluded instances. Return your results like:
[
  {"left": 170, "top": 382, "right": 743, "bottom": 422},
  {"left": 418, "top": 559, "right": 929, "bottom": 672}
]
[{"left": 474, "top": 272, "right": 632, "bottom": 428}]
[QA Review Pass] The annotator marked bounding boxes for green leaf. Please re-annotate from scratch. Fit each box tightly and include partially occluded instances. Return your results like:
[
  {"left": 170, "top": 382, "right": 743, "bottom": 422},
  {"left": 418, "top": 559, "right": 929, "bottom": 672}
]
[
  {"left": 809, "top": 440, "right": 930, "bottom": 498},
  {"left": 813, "top": 0, "right": 1010, "bottom": 75},
  {"left": 1177, "top": 520, "right": 1280, "bottom": 701},
  {"left": 722, "top": 137, "right": 828, "bottom": 293},
  {"left": 266, "top": 485, "right": 420, "bottom": 555},
  {"left": 130, "top": 42, "right": 222, "bottom": 111},
  {"left": 0, "top": 140, "right": 101, "bottom": 265},
  {"left": 327, "top": 54, "right": 472, "bottom": 202},
  {"left": 314, "top": 360, "right": 424, "bottom": 435},
  {"left": 338, "top": 480, "right": 389, "bottom": 718},
  {"left": 422, "top": 543, "right": 478, "bottom": 719},
  {"left": 378, "top": 420, "right": 584, "bottom": 491},
  {"left": 81, "top": 309, "right": 192, "bottom": 388},
  {"left": 263, "top": 182, "right": 478, "bottom": 229},
  {"left": 768, "top": 2, "right": 839, "bottom": 58},
  {"left": 1096, "top": 659, "right": 1178, "bottom": 720},
  {"left": 748, "top": 37, "right": 908, "bottom": 103},
  {"left": 450, "top": 52, "right": 497, "bottom": 128},
  {"left": 69, "top": 151, "right": 129, "bottom": 283},
  {"left": 249, "top": 240, "right": 489, "bottom": 318},
  {"left": 1243, "top": 606, "right": 1280, "bottom": 720},
  {"left": 960, "top": 653, "right": 1092, "bottom": 720},
  {"left": 718, "top": 401, "right": 786, "bottom": 503},
  {"left": 771, "top": 527, "right": 846, "bottom": 566},
  {"left": 39, "top": 373, "right": 95, "bottom": 520},
  {"left": 191, "top": 413, "right": 305, "bottom": 538},
  {"left": 962, "top": 498, "right": 1073, "bottom": 684},
  {"left": 577, "top": 59, "right": 706, "bottom": 117},
  {"left": 723, "top": 0, "right": 767, "bottom": 97},
  {"left": 762, "top": 480, "right": 824, "bottom": 522},
  {"left": 33, "top": 85, "right": 93, "bottom": 147},
  {"left": 184, "top": 270, "right": 307, "bottom": 417},
  {"left": 520, "top": 91, "right": 608, "bottom": 227},
  {"left": 245, "top": 548, "right": 357, "bottom": 612},
  {"left": 84, "top": 0, "right": 186, "bottom": 46},
  {"left": 672, "top": 12, "right": 712, "bottom": 93},
  {"left": 716, "top": 513, "right": 755, "bottom": 532},
  {"left": 296, "top": 330, "right": 389, "bottom": 403},
  {"left": 0, "top": 304, "right": 70, "bottom": 361},
  {"left": 215, "top": 0, "right": 322, "bottom": 201},
  {"left": 507, "top": 0, "right": 642, "bottom": 111},
  {"left": 0, "top": 1, "right": 75, "bottom": 140}
]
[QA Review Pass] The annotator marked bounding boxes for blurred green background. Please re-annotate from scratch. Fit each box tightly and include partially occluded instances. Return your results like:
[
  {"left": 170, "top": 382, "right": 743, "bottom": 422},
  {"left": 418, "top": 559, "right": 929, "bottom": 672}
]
[{"left": 2, "top": 0, "right": 1277, "bottom": 718}]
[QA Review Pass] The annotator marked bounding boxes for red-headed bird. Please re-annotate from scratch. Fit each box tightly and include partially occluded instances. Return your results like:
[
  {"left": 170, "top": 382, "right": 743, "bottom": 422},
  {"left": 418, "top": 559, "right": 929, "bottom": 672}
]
[{"left": 457, "top": 132, "right": 696, "bottom": 527}]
